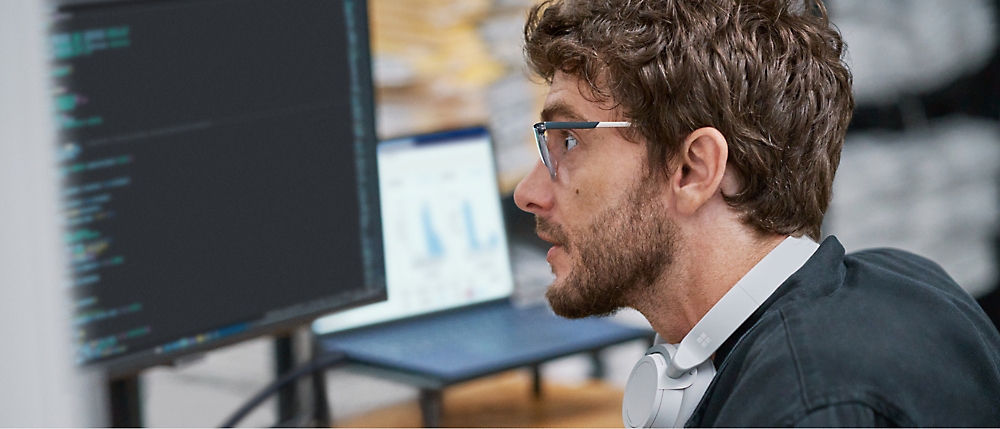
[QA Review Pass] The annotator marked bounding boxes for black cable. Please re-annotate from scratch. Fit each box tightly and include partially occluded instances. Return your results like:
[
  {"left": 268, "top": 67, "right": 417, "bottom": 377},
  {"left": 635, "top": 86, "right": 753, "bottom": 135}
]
[{"left": 219, "top": 350, "right": 348, "bottom": 428}]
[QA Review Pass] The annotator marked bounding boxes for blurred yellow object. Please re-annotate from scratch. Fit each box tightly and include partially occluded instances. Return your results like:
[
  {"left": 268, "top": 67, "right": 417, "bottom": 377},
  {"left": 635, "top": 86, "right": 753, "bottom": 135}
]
[
  {"left": 368, "top": 0, "right": 546, "bottom": 193},
  {"left": 370, "top": 0, "right": 504, "bottom": 89},
  {"left": 369, "top": 0, "right": 506, "bottom": 136}
]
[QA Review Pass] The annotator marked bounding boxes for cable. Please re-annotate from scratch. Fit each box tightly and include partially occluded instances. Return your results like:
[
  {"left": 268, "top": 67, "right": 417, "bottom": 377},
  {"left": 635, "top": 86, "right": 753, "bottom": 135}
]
[{"left": 219, "top": 350, "right": 348, "bottom": 428}]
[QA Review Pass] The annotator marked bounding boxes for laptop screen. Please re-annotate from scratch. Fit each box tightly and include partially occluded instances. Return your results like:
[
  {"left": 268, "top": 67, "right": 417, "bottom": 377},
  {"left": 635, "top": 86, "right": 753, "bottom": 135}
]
[{"left": 313, "top": 127, "right": 515, "bottom": 334}]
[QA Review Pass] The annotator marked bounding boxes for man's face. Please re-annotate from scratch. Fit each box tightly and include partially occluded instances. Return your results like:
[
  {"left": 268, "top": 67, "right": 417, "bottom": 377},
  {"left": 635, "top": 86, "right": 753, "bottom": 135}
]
[{"left": 514, "top": 72, "right": 678, "bottom": 318}]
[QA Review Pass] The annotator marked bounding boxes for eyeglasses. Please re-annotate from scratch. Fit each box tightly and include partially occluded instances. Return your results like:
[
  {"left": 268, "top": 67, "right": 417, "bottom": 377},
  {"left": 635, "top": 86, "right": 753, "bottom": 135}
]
[{"left": 532, "top": 121, "right": 631, "bottom": 180}]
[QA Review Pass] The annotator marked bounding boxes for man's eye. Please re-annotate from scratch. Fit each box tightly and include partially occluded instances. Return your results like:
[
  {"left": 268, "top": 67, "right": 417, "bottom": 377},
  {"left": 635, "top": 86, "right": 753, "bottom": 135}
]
[{"left": 564, "top": 134, "right": 579, "bottom": 151}]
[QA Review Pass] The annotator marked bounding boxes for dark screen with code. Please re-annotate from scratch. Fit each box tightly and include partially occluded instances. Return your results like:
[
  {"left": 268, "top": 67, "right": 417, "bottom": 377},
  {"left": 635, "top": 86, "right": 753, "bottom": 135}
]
[{"left": 52, "top": 0, "right": 385, "bottom": 373}]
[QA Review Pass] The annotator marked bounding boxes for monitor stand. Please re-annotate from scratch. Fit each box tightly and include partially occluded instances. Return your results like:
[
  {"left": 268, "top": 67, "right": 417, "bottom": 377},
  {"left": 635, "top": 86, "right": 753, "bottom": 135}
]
[
  {"left": 275, "top": 334, "right": 298, "bottom": 423},
  {"left": 107, "top": 332, "right": 322, "bottom": 427},
  {"left": 109, "top": 374, "right": 142, "bottom": 427}
]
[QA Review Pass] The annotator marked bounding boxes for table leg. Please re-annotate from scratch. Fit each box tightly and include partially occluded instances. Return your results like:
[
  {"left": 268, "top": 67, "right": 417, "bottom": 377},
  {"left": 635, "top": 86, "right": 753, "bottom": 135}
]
[
  {"left": 531, "top": 365, "right": 542, "bottom": 398},
  {"left": 419, "top": 388, "right": 443, "bottom": 428},
  {"left": 589, "top": 349, "right": 606, "bottom": 379}
]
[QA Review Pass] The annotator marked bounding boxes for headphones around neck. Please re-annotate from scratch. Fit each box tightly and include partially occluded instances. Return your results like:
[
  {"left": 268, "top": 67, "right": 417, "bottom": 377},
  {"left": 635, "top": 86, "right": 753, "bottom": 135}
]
[{"left": 622, "top": 236, "right": 820, "bottom": 428}]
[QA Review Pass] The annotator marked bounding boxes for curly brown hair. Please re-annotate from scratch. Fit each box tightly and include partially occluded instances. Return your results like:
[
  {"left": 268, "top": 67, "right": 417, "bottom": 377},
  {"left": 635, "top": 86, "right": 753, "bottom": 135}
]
[{"left": 524, "top": 0, "right": 854, "bottom": 240}]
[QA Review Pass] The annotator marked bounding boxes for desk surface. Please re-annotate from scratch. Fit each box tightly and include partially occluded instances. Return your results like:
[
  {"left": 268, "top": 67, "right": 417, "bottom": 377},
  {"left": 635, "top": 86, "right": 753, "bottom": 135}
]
[
  {"left": 319, "top": 301, "right": 653, "bottom": 385},
  {"left": 335, "top": 370, "right": 625, "bottom": 428}
]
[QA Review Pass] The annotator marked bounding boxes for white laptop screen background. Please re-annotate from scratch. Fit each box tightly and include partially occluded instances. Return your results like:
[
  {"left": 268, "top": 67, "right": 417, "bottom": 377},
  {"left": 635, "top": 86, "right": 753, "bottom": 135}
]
[{"left": 313, "top": 128, "right": 515, "bottom": 334}]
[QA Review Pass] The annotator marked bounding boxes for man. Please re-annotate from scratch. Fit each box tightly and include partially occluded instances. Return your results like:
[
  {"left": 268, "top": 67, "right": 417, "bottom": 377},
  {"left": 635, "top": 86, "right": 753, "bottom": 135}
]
[{"left": 513, "top": 0, "right": 1000, "bottom": 426}]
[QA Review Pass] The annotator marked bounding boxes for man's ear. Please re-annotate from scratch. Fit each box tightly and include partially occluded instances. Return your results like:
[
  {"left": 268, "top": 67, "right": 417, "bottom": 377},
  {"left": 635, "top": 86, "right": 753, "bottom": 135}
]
[{"left": 671, "top": 127, "right": 728, "bottom": 215}]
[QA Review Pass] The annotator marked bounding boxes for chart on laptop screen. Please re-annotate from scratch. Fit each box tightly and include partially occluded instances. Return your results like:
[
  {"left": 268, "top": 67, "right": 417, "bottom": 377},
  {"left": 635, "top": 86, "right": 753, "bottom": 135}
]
[{"left": 313, "top": 127, "right": 514, "bottom": 333}]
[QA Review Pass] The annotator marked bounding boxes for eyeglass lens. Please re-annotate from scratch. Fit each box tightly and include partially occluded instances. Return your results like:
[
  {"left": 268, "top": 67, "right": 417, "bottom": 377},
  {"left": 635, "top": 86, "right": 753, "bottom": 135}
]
[{"left": 534, "top": 125, "right": 554, "bottom": 178}]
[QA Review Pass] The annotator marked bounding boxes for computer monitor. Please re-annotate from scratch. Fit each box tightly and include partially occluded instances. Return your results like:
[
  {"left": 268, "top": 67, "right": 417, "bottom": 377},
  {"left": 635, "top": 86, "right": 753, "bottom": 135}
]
[
  {"left": 51, "top": 0, "right": 385, "bottom": 377},
  {"left": 313, "top": 127, "right": 515, "bottom": 334}
]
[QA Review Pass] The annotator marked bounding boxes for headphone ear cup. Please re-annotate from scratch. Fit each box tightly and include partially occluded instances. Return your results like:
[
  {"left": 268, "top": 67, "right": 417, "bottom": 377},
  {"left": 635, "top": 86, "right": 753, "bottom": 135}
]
[
  {"left": 623, "top": 344, "right": 717, "bottom": 428},
  {"left": 624, "top": 352, "right": 680, "bottom": 428}
]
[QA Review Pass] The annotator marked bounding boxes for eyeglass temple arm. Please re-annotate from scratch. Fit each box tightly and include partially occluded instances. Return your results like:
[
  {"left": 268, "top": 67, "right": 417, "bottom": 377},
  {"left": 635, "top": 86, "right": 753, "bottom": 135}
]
[{"left": 540, "top": 121, "right": 630, "bottom": 130}]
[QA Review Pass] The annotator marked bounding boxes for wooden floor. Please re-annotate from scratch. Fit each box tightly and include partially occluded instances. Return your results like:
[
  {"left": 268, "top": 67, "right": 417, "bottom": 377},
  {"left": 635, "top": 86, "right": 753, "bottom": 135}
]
[{"left": 335, "top": 370, "right": 625, "bottom": 428}]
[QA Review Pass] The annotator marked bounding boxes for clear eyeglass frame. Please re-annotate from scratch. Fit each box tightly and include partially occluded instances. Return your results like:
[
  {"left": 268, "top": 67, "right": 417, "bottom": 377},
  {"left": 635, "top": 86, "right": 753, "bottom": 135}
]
[{"left": 532, "top": 121, "right": 631, "bottom": 180}]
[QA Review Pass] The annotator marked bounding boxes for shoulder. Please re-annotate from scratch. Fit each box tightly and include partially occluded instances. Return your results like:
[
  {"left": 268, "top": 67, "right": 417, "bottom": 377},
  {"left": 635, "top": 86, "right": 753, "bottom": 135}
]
[
  {"left": 692, "top": 308, "right": 919, "bottom": 426},
  {"left": 776, "top": 246, "right": 1000, "bottom": 425},
  {"left": 842, "top": 247, "right": 967, "bottom": 302},
  {"left": 788, "top": 246, "right": 998, "bottom": 364},
  {"left": 823, "top": 247, "right": 999, "bottom": 368},
  {"left": 695, "top": 244, "right": 1000, "bottom": 427}
]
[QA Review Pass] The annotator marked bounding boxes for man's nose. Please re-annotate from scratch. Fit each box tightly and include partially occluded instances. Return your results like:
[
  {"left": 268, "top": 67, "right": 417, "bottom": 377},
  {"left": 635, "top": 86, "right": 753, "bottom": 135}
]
[{"left": 513, "top": 161, "right": 554, "bottom": 216}]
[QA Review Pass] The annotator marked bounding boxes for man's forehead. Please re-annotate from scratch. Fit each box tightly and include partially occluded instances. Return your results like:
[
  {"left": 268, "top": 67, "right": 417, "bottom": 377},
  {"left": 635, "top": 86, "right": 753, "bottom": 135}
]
[{"left": 542, "top": 72, "right": 618, "bottom": 121}]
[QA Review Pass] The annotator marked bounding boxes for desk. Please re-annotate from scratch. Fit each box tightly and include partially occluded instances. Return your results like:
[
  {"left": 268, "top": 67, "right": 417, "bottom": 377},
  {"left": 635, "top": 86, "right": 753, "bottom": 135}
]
[
  {"left": 318, "top": 302, "right": 653, "bottom": 426},
  {"left": 335, "top": 370, "right": 625, "bottom": 428}
]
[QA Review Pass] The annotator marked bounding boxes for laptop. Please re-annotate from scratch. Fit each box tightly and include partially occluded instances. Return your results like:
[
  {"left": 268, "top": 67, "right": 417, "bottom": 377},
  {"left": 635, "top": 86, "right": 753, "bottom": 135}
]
[{"left": 312, "top": 126, "right": 652, "bottom": 384}]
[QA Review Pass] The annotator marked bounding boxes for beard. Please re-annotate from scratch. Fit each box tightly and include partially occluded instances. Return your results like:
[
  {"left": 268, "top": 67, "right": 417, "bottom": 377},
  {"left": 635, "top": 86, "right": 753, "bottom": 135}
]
[{"left": 539, "top": 176, "right": 678, "bottom": 319}]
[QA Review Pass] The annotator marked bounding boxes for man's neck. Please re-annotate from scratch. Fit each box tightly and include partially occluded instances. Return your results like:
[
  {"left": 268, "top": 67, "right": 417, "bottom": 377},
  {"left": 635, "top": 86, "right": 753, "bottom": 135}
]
[{"left": 634, "top": 227, "right": 787, "bottom": 343}]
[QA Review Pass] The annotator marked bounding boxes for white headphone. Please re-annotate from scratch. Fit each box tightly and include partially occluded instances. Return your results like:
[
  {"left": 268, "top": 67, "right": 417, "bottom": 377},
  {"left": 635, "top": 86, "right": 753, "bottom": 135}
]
[{"left": 622, "top": 236, "right": 820, "bottom": 428}]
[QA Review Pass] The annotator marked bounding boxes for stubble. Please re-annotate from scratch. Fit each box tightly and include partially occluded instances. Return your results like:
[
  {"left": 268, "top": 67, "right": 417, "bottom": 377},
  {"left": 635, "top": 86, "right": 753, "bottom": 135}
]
[{"left": 539, "top": 177, "right": 677, "bottom": 318}]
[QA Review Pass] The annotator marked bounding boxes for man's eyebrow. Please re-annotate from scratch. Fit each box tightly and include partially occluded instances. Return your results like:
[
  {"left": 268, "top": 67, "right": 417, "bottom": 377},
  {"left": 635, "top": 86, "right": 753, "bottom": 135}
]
[{"left": 540, "top": 102, "right": 586, "bottom": 122}]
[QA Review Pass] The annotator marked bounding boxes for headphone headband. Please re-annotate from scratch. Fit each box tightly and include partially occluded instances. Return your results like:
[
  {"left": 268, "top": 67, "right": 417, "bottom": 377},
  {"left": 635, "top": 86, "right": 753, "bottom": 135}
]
[
  {"left": 666, "top": 236, "right": 819, "bottom": 377},
  {"left": 625, "top": 236, "right": 820, "bottom": 427}
]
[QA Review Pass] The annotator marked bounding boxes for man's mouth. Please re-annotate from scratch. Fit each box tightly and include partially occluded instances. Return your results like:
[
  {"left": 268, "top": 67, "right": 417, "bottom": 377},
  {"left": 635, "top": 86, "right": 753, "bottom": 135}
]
[
  {"left": 535, "top": 217, "right": 570, "bottom": 265},
  {"left": 536, "top": 233, "right": 567, "bottom": 265}
]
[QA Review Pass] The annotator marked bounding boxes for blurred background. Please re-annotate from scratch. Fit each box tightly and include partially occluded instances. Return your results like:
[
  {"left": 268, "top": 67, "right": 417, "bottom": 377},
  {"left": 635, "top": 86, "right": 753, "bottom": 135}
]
[{"left": 3, "top": 0, "right": 1000, "bottom": 426}]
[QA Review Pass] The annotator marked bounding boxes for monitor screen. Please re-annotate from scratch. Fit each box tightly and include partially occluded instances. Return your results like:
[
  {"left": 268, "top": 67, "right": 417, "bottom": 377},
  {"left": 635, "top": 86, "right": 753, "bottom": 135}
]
[
  {"left": 313, "top": 127, "right": 514, "bottom": 334},
  {"left": 52, "top": 0, "right": 385, "bottom": 376}
]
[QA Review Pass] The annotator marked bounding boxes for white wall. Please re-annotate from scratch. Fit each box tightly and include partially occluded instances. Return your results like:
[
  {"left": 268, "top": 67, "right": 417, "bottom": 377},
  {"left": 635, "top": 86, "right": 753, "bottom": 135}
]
[{"left": 0, "top": 1, "right": 104, "bottom": 426}]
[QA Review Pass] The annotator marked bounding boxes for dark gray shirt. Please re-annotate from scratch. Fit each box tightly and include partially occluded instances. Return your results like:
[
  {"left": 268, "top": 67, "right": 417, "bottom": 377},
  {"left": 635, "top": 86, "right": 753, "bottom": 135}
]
[{"left": 688, "top": 236, "right": 1000, "bottom": 427}]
